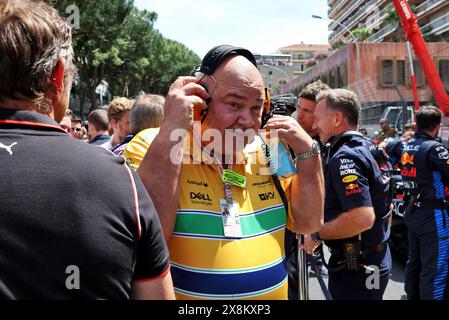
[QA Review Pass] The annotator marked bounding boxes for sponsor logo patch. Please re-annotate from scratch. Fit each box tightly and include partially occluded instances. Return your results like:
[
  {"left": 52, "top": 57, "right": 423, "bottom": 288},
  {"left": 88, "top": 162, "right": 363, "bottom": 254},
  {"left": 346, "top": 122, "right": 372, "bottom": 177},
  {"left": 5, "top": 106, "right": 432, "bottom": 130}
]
[
  {"left": 187, "top": 179, "right": 209, "bottom": 187},
  {"left": 401, "top": 166, "right": 417, "bottom": 177},
  {"left": 401, "top": 152, "right": 414, "bottom": 166},
  {"left": 345, "top": 188, "right": 362, "bottom": 196},
  {"left": 259, "top": 192, "right": 276, "bottom": 201},
  {"left": 345, "top": 183, "right": 360, "bottom": 190},
  {"left": 252, "top": 180, "right": 272, "bottom": 188},
  {"left": 340, "top": 169, "right": 357, "bottom": 176},
  {"left": 342, "top": 175, "right": 358, "bottom": 183},
  {"left": 190, "top": 192, "right": 212, "bottom": 202}
]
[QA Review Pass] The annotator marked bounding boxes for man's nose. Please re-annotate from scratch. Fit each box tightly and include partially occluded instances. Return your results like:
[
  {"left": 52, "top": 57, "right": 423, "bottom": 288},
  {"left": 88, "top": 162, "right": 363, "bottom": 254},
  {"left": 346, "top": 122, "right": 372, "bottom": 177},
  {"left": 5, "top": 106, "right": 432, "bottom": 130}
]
[{"left": 238, "top": 109, "right": 255, "bottom": 128}]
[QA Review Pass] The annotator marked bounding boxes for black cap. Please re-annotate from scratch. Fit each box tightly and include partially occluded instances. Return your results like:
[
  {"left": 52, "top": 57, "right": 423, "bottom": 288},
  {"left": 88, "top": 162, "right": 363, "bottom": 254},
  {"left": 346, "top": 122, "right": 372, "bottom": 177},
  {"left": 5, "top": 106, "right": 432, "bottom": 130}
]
[{"left": 199, "top": 45, "right": 257, "bottom": 75}]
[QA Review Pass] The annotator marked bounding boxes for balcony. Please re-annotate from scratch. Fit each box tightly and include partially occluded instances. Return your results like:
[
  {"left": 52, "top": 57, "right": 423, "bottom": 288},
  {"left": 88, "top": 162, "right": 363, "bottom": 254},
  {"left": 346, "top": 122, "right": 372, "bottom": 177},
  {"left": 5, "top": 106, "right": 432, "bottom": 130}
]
[
  {"left": 343, "top": 0, "right": 387, "bottom": 30},
  {"left": 364, "top": 3, "right": 395, "bottom": 30},
  {"left": 329, "top": 0, "right": 390, "bottom": 42},
  {"left": 329, "top": 0, "right": 364, "bottom": 31},
  {"left": 416, "top": 0, "right": 447, "bottom": 17},
  {"left": 367, "top": 23, "right": 398, "bottom": 42},
  {"left": 421, "top": 10, "right": 449, "bottom": 36},
  {"left": 329, "top": 0, "right": 386, "bottom": 31},
  {"left": 329, "top": 0, "right": 352, "bottom": 20}
]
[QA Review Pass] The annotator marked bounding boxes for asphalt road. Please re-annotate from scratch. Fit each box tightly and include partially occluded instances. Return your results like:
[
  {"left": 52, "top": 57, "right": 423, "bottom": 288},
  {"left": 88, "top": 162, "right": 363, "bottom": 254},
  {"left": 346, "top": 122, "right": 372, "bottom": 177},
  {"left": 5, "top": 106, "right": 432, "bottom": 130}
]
[{"left": 308, "top": 248, "right": 407, "bottom": 300}]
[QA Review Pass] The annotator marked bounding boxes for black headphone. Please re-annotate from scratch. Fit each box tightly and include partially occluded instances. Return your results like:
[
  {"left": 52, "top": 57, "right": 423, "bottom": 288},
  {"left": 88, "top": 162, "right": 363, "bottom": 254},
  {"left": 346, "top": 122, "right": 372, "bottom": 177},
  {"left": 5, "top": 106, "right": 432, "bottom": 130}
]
[{"left": 198, "top": 45, "right": 257, "bottom": 76}]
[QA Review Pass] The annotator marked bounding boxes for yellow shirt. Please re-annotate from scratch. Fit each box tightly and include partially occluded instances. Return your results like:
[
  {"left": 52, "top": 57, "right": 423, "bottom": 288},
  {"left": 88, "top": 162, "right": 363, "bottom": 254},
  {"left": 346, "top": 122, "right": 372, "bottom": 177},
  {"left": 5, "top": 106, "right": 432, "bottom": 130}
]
[
  {"left": 171, "top": 139, "right": 293, "bottom": 300},
  {"left": 122, "top": 128, "right": 159, "bottom": 170}
]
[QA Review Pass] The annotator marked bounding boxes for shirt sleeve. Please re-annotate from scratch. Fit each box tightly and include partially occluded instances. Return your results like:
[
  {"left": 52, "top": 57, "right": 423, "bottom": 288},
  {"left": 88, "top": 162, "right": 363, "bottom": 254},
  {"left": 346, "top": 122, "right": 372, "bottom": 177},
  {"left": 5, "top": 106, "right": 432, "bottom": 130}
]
[
  {"left": 428, "top": 144, "right": 449, "bottom": 182},
  {"left": 123, "top": 128, "right": 159, "bottom": 171},
  {"left": 131, "top": 169, "right": 170, "bottom": 281},
  {"left": 330, "top": 154, "right": 373, "bottom": 212}
]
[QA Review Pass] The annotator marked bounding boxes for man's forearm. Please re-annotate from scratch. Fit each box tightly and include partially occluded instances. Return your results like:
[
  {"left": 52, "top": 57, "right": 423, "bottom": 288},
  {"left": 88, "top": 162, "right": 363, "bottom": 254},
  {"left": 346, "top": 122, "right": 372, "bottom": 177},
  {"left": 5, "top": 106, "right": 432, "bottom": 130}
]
[
  {"left": 318, "top": 207, "right": 375, "bottom": 240},
  {"left": 291, "top": 157, "right": 324, "bottom": 234},
  {"left": 137, "top": 129, "right": 184, "bottom": 243}
]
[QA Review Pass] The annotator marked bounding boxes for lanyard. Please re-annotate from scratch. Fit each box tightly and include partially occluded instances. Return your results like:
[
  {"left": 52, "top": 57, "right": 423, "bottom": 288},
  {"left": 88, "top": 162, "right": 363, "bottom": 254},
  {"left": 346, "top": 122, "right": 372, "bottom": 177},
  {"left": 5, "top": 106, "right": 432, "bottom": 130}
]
[
  {"left": 220, "top": 164, "right": 234, "bottom": 205},
  {"left": 193, "top": 137, "right": 235, "bottom": 206}
]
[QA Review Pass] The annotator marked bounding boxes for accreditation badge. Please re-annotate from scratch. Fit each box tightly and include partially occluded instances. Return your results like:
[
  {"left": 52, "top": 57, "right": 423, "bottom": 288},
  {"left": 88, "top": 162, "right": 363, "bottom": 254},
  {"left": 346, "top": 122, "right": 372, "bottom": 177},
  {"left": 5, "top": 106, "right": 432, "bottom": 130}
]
[
  {"left": 222, "top": 169, "right": 247, "bottom": 188},
  {"left": 220, "top": 199, "right": 242, "bottom": 238}
]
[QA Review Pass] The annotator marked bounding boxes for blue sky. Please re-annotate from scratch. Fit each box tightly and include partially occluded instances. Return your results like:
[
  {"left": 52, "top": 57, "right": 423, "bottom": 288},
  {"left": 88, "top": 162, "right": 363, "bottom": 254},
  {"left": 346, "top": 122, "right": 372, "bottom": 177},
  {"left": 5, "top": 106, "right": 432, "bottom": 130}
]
[{"left": 135, "top": 0, "right": 330, "bottom": 58}]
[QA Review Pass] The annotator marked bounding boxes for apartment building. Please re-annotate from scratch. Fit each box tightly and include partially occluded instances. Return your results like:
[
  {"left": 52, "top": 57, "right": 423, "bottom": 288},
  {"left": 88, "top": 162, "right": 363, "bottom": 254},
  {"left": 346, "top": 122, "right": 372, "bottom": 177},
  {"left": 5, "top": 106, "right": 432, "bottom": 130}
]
[
  {"left": 277, "top": 42, "right": 331, "bottom": 77},
  {"left": 280, "top": 42, "right": 449, "bottom": 131},
  {"left": 328, "top": 0, "right": 449, "bottom": 44}
]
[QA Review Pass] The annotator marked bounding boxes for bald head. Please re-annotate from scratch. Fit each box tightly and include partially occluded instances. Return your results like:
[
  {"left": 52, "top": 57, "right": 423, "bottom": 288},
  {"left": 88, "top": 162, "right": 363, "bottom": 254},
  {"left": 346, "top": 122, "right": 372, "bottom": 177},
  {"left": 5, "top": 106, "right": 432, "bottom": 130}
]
[
  {"left": 216, "top": 55, "right": 263, "bottom": 84},
  {"left": 201, "top": 55, "right": 264, "bottom": 98}
]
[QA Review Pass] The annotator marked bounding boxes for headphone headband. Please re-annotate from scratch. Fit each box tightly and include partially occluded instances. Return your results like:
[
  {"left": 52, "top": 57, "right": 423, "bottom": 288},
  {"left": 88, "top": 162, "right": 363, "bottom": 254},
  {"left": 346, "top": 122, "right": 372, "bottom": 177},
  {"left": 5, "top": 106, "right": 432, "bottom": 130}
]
[{"left": 199, "top": 45, "right": 257, "bottom": 75}]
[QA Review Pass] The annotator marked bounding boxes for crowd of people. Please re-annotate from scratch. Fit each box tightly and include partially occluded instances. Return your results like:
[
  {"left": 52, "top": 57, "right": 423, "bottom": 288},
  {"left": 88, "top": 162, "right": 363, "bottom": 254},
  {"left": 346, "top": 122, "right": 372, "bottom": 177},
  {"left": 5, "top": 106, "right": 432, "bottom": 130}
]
[{"left": 1, "top": 0, "right": 448, "bottom": 301}]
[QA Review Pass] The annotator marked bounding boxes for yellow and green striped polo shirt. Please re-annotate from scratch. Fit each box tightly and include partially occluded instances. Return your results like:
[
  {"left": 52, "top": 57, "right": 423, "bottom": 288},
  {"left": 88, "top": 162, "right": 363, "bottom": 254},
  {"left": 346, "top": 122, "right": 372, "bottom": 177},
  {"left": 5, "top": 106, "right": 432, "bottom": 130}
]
[
  {"left": 123, "top": 128, "right": 160, "bottom": 171},
  {"left": 171, "top": 142, "right": 293, "bottom": 300}
]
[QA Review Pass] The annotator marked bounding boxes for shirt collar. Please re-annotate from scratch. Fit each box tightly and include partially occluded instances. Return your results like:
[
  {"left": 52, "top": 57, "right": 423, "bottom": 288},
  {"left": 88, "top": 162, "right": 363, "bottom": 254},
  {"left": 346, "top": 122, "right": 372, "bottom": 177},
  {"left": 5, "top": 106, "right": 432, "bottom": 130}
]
[
  {"left": 184, "top": 138, "right": 250, "bottom": 170},
  {"left": 414, "top": 131, "right": 435, "bottom": 140},
  {"left": 0, "top": 108, "right": 67, "bottom": 133}
]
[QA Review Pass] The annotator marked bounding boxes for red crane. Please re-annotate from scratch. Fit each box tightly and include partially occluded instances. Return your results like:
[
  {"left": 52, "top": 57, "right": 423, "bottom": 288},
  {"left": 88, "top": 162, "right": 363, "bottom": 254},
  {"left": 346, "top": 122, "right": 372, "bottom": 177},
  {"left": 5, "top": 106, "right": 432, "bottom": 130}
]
[{"left": 392, "top": 0, "right": 449, "bottom": 115}]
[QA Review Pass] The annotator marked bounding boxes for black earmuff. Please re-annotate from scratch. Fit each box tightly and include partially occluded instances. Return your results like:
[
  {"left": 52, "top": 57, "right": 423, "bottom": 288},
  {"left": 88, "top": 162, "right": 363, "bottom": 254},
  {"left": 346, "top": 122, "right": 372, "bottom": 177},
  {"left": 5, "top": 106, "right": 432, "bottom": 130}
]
[{"left": 199, "top": 45, "right": 257, "bottom": 76}]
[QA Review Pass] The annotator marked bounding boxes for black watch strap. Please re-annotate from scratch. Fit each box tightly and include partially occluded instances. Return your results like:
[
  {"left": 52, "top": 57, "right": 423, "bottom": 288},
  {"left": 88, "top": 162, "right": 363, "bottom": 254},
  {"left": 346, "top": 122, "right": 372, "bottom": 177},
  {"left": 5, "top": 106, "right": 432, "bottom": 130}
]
[{"left": 311, "top": 232, "right": 321, "bottom": 243}]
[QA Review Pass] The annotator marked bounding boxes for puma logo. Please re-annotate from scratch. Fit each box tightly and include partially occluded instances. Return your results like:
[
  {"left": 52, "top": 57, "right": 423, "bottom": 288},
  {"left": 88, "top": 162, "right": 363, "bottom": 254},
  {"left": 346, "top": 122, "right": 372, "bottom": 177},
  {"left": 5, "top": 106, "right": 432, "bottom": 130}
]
[{"left": 0, "top": 142, "right": 17, "bottom": 155}]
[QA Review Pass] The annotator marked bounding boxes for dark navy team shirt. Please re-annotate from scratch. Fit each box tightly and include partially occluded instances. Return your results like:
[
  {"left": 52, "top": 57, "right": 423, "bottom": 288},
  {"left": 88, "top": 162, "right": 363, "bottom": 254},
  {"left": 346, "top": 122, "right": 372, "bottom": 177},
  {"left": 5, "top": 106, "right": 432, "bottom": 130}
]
[
  {"left": 0, "top": 108, "right": 169, "bottom": 299},
  {"left": 323, "top": 133, "right": 390, "bottom": 249}
]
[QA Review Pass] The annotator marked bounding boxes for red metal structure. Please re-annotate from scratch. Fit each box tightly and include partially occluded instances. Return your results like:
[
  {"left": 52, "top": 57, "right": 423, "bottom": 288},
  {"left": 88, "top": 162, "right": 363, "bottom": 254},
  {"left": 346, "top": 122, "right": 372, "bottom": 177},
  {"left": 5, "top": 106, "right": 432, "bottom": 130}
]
[{"left": 392, "top": 0, "right": 449, "bottom": 115}]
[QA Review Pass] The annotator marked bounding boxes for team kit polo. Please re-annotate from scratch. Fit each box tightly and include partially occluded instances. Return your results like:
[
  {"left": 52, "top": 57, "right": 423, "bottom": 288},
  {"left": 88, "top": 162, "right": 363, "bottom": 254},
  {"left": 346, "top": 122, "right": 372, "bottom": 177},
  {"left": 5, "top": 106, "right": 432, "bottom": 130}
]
[{"left": 0, "top": 109, "right": 169, "bottom": 299}]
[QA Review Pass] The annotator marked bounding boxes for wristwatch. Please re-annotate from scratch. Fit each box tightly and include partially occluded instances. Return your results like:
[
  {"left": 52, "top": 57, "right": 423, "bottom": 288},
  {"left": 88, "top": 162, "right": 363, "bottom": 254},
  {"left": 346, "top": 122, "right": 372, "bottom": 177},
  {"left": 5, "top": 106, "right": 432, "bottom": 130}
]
[
  {"left": 296, "top": 140, "right": 321, "bottom": 160},
  {"left": 311, "top": 232, "right": 321, "bottom": 243}
]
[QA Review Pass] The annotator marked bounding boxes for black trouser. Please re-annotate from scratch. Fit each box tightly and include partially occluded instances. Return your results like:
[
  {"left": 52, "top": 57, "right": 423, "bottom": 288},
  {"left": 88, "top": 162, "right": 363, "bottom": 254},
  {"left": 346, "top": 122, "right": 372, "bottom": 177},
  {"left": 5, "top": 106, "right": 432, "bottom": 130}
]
[
  {"left": 285, "top": 229, "right": 326, "bottom": 300},
  {"left": 328, "top": 245, "right": 391, "bottom": 300},
  {"left": 405, "top": 208, "right": 449, "bottom": 300},
  {"left": 285, "top": 228, "right": 298, "bottom": 300}
]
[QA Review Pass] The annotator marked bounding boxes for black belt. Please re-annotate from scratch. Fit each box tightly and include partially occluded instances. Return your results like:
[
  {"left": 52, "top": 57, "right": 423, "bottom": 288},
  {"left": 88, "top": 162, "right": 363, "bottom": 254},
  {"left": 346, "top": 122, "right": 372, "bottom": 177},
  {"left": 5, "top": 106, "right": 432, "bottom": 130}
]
[
  {"left": 329, "top": 242, "right": 386, "bottom": 257},
  {"left": 413, "top": 199, "right": 448, "bottom": 210}
]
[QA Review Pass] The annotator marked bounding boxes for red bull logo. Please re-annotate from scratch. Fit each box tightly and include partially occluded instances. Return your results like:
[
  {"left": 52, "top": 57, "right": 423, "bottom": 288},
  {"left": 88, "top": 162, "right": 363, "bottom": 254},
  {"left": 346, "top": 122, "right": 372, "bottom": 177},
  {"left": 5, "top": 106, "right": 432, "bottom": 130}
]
[
  {"left": 345, "top": 183, "right": 359, "bottom": 190},
  {"left": 401, "top": 153, "right": 414, "bottom": 166},
  {"left": 401, "top": 166, "right": 417, "bottom": 177}
]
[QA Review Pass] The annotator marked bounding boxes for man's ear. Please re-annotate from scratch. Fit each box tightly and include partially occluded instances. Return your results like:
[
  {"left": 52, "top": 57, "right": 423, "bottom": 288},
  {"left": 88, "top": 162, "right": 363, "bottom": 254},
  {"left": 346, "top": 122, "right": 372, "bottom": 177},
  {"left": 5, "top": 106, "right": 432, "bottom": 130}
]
[
  {"left": 334, "top": 112, "right": 343, "bottom": 127},
  {"left": 51, "top": 59, "right": 65, "bottom": 97}
]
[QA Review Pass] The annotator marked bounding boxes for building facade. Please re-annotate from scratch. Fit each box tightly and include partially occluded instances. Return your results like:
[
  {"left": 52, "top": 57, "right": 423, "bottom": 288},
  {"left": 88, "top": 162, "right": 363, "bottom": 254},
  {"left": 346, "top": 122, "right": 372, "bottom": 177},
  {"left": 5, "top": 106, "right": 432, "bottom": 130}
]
[
  {"left": 328, "top": 0, "right": 449, "bottom": 44},
  {"left": 281, "top": 42, "right": 449, "bottom": 133},
  {"left": 255, "top": 53, "right": 295, "bottom": 92},
  {"left": 277, "top": 43, "right": 331, "bottom": 77}
]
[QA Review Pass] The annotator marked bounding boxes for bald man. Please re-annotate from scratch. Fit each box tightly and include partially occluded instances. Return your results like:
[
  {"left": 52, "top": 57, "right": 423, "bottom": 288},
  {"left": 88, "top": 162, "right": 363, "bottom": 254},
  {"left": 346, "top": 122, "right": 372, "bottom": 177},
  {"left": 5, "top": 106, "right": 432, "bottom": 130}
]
[{"left": 137, "top": 45, "right": 324, "bottom": 300}]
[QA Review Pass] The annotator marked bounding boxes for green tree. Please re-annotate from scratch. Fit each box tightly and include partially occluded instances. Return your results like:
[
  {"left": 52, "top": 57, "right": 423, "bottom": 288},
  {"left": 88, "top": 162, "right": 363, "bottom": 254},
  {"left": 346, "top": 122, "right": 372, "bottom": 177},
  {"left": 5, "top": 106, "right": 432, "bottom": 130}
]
[
  {"left": 383, "top": 8, "right": 403, "bottom": 42},
  {"left": 383, "top": 8, "right": 400, "bottom": 26},
  {"left": 144, "top": 39, "right": 200, "bottom": 95},
  {"left": 50, "top": 0, "right": 134, "bottom": 117},
  {"left": 352, "top": 27, "right": 373, "bottom": 42},
  {"left": 332, "top": 40, "right": 346, "bottom": 51},
  {"left": 107, "top": 8, "right": 200, "bottom": 97},
  {"left": 106, "top": 7, "right": 163, "bottom": 97},
  {"left": 50, "top": 1, "right": 200, "bottom": 116}
]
